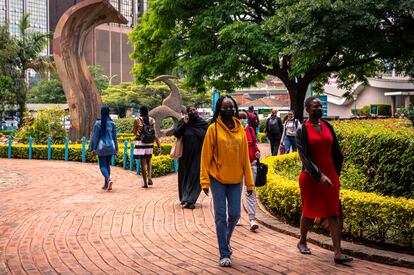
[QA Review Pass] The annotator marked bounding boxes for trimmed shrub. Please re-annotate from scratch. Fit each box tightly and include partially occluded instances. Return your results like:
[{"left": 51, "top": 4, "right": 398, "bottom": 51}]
[
  {"left": 259, "top": 119, "right": 266, "bottom": 132},
  {"left": 333, "top": 119, "right": 414, "bottom": 199},
  {"left": 258, "top": 154, "right": 414, "bottom": 247},
  {"left": 16, "top": 109, "right": 67, "bottom": 144},
  {"left": 114, "top": 118, "right": 135, "bottom": 133},
  {"left": 0, "top": 130, "right": 17, "bottom": 137},
  {"left": 117, "top": 133, "right": 136, "bottom": 143},
  {"left": 0, "top": 143, "right": 174, "bottom": 177},
  {"left": 258, "top": 132, "right": 267, "bottom": 143},
  {"left": 377, "top": 104, "right": 392, "bottom": 117},
  {"left": 397, "top": 105, "right": 414, "bottom": 127}
]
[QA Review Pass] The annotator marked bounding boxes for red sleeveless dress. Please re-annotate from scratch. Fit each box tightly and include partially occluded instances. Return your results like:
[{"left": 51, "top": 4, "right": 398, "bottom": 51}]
[{"left": 299, "top": 120, "right": 340, "bottom": 218}]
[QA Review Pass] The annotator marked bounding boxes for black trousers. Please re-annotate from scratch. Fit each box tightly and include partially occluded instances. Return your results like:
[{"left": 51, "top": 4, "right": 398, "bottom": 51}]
[{"left": 269, "top": 137, "right": 281, "bottom": 156}]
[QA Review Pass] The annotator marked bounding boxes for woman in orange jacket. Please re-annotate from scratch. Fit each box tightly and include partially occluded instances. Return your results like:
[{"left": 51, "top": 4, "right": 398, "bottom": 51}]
[{"left": 200, "top": 95, "right": 254, "bottom": 267}]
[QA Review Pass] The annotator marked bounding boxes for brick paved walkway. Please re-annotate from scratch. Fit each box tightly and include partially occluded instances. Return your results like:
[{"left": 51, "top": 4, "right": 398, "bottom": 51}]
[{"left": 0, "top": 158, "right": 412, "bottom": 274}]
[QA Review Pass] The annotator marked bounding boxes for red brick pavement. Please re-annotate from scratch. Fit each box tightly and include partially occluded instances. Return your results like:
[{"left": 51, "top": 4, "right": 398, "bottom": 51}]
[{"left": 0, "top": 158, "right": 412, "bottom": 274}]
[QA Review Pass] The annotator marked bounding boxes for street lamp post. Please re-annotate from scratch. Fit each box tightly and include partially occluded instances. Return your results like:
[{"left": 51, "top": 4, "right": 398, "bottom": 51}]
[{"left": 352, "top": 94, "right": 357, "bottom": 116}]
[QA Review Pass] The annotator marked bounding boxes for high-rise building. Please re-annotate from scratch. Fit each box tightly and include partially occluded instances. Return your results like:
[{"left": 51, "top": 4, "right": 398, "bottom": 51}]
[
  {"left": 0, "top": 0, "right": 146, "bottom": 84},
  {"left": 50, "top": 0, "right": 148, "bottom": 83},
  {"left": 0, "top": 0, "right": 48, "bottom": 37}
]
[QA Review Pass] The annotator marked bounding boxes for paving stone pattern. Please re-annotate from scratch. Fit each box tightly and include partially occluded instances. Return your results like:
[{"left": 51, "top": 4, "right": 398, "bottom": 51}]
[{"left": 0, "top": 158, "right": 412, "bottom": 274}]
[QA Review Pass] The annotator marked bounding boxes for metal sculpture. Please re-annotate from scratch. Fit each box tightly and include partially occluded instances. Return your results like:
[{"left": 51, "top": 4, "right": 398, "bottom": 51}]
[
  {"left": 149, "top": 75, "right": 184, "bottom": 137},
  {"left": 53, "top": 0, "right": 127, "bottom": 141}
]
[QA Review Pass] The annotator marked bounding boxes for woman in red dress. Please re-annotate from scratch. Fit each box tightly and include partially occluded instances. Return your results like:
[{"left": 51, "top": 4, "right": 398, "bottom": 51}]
[{"left": 296, "top": 96, "right": 353, "bottom": 264}]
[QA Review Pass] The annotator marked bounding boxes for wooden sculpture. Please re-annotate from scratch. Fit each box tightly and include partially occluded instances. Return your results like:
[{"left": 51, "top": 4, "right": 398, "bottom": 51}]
[
  {"left": 53, "top": 0, "right": 127, "bottom": 141},
  {"left": 149, "top": 75, "right": 184, "bottom": 137}
]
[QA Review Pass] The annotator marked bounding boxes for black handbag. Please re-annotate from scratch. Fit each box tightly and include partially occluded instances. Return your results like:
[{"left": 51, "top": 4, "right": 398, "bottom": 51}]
[{"left": 255, "top": 158, "right": 268, "bottom": 187}]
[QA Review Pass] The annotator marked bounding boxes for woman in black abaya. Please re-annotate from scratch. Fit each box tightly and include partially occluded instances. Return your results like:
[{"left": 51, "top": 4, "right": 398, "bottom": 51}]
[{"left": 173, "top": 106, "right": 208, "bottom": 209}]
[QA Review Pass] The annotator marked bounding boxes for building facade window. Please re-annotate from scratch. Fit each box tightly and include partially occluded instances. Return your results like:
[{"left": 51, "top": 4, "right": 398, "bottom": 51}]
[
  {"left": 0, "top": 0, "right": 6, "bottom": 26},
  {"left": 119, "top": 0, "right": 133, "bottom": 27},
  {"left": 8, "top": 0, "right": 24, "bottom": 35},
  {"left": 27, "top": 0, "right": 47, "bottom": 33},
  {"left": 109, "top": 0, "right": 137, "bottom": 28}
]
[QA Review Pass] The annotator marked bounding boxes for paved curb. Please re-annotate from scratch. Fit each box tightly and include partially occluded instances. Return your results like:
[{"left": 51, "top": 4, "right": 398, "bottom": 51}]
[{"left": 247, "top": 197, "right": 414, "bottom": 269}]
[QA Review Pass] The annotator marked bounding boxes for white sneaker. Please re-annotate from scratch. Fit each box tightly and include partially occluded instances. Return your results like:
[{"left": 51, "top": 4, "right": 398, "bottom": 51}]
[
  {"left": 236, "top": 219, "right": 241, "bottom": 226},
  {"left": 219, "top": 257, "right": 232, "bottom": 267},
  {"left": 250, "top": 220, "right": 259, "bottom": 231}
]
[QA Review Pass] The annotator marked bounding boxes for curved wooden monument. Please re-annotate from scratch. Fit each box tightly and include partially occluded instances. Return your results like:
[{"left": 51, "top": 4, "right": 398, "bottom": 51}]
[
  {"left": 149, "top": 75, "right": 184, "bottom": 137},
  {"left": 53, "top": 0, "right": 127, "bottom": 141}
]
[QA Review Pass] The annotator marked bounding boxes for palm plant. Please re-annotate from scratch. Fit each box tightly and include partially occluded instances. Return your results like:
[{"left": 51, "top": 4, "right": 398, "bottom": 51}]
[{"left": 15, "top": 13, "right": 55, "bottom": 125}]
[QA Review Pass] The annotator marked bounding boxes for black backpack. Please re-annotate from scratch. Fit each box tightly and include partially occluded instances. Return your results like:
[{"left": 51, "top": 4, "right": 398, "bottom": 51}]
[
  {"left": 268, "top": 117, "right": 281, "bottom": 134},
  {"left": 255, "top": 158, "right": 268, "bottom": 187},
  {"left": 140, "top": 118, "right": 155, "bottom": 143}
]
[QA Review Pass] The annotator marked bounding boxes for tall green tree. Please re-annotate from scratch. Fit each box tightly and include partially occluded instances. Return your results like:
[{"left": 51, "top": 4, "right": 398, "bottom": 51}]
[
  {"left": 89, "top": 65, "right": 111, "bottom": 94},
  {"left": 130, "top": 0, "right": 414, "bottom": 120},
  {"left": 14, "top": 14, "right": 54, "bottom": 123},
  {"left": 27, "top": 74, "right": 66, "bottom": 104},
  {"left": 0, "top": 25, "right": 18, "bottom": 121},
  {"left": 0, "top": 76, "right": 16, "bottom": 118}
]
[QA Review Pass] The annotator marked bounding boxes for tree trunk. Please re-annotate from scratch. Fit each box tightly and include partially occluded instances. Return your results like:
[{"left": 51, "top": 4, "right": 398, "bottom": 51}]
[
  {"left": 285, "top": 83, "right": 308, "bottom": 122},
  {"left": 17, "top": 73, "right": 27, "bottom": 128}
]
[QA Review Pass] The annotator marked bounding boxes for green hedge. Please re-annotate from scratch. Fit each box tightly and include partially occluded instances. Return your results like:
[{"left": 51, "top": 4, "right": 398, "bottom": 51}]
[
  {"left": 0, "top": 130, "right": 17, "bottom": 137},
  {"left": 333, "top": 119, "right": 414, "bottom": 199},
  {"left": 258, "top": 132, "right": 267, "bottom": 143},
  {"left": 258, "top": 154, "right": 414, "bottom": 247},
  {"left": 114, "top": 118, "right": 135, "bottom": 133},
  {"left": 117, "top": 133, "right": 136, "bottom": 143},
  {"left": 377, "top": 104, "right": 392, "bottom": 116},
  {"left": 0, "top": 143, "right": 174, "bottom": 177}
]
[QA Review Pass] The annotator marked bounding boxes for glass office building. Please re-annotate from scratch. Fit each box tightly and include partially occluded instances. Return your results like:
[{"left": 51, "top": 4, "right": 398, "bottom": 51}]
[
  {"left": 1, "top": 0, "right": 148, "bottom": 83},
  {"left": 0, "top": 0, "right": 48, "bottom": 36}
]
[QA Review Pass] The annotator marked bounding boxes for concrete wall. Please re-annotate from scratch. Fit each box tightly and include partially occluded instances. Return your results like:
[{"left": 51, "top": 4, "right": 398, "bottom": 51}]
[{"left": 327, "top": 86, "right": 393, "bottom": 118}]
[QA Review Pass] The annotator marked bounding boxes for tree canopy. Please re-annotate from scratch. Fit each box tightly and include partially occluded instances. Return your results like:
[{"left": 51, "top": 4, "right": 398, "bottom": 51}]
[
  {"left": 130, "top": 0, "right": 414, "bottom": 119},
  {"left": 27, "top": 76, "right": 66, "bottom": 104},
  {"left": 0, "top": 25, "right": 18, "bottom": 116},
  {"left": 13, "top": 14, "right": 54, "bottom": 123}
]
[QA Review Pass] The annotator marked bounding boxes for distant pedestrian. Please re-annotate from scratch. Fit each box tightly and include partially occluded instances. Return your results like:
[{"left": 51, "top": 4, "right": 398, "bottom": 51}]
[
  {"left": 200, "top": 96, "right": 254, "bottom": 267},
  {"left": 296, "top": 96, "right": 353, "bottom": 264},
  {"left": 89, "top": 106, "right": 118, "bottom": 191},
  {"left": 133, "top": 105, "right": 161, "bottom": 188},
  {"left": 281, "top": 111, "right": 301, "bottom": 153},
  {"left": 247, "top": 105, "right": 260, "bottom": 139},
  {"left": 265, "top": 109, "right": 283, "bottom": 156},
  {"left": 238, "top": 110, "right": 260, "bottom": 231},
  {"left": 173, "top": 106, "right": 208, "bottom": 209}
]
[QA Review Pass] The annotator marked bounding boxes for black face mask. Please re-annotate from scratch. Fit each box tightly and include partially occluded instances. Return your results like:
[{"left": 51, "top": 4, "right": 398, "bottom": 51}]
[
  {"left": 313, "top": 109, "right": 323, "bottom": 119},
  {"left": 221, "top": 109, "right": 234, "bottom": 120},
  {"left": 188, "top": 112, "right": 198, "bottom": 121}
]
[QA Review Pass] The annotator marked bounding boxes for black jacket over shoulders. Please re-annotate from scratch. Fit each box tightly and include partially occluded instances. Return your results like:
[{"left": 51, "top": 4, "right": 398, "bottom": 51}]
[{"left": 295, "top": 119, "right": 344, "bottom": 182}]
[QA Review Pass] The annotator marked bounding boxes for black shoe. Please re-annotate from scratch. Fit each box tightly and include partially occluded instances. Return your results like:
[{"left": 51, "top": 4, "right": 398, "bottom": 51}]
[
  {"left": 186, "top": 203, "right": 195, "bottom": 209},
  {"left": 334, "top": 255, "right": 353, "bottom": 264},
  {"left": 148, "top": 178, "right": 153, "bottom": 185},
  {"left": 180, "top": 201, "right": 186, "bottom": 205},
  {"left": 142, "top": 184, "right": 148, "bottom": 188}
]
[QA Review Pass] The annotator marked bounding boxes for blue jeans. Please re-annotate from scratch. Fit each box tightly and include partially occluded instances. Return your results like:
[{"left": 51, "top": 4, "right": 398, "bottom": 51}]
[
  {"left": 98, "top": 155, "right": 112, "bottom": 182},
  {"left": 284, "top": 135, "right": 297, "bottom": 153},
  {"left": 210, "top": 177, "right": 241, "bottom": 259}
]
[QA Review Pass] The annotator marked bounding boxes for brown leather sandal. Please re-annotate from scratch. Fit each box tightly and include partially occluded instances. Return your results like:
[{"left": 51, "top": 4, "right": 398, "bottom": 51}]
[{"left": 107, "top": 178, "right": 113, "bottom": 191}]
